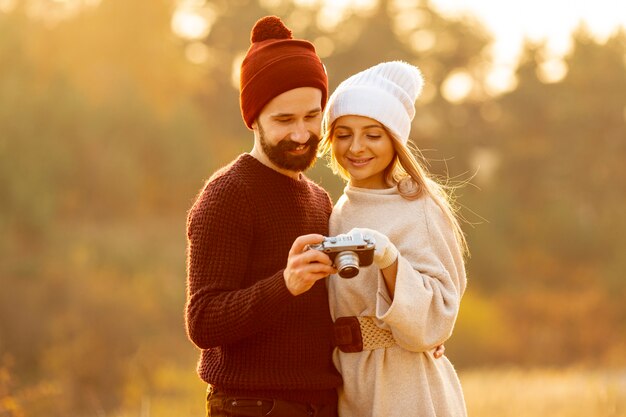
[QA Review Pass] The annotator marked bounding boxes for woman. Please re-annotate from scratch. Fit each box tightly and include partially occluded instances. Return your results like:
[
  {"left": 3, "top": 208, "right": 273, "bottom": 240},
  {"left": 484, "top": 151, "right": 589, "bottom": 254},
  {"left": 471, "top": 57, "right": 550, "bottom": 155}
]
[{"left": 319, "top": 61, "right": 468, "bottom": 417}]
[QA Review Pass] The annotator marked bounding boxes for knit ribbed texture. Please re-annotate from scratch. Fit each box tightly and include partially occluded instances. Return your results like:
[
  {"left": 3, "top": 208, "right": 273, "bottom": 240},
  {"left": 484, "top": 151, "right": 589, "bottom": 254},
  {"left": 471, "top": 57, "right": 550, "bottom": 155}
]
[
  {"left": 322, "top": 61, "right": 424, "bottom": 143},
  {"left": 240, "top": 16, "right": 328, "bottom": 129},
  {"left": 186, "top": 154, "right": 341, "bottom": 404}
]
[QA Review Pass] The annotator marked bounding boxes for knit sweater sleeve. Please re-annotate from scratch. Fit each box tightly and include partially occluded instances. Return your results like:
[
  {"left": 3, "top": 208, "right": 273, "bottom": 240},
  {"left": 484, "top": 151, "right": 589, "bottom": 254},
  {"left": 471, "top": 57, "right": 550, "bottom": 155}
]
[
  {"left": 376, "top": 197, "right": 467, "bottom": 352},
  {"left": 185, "top": 176, "right": 294, "bottom": 349}
]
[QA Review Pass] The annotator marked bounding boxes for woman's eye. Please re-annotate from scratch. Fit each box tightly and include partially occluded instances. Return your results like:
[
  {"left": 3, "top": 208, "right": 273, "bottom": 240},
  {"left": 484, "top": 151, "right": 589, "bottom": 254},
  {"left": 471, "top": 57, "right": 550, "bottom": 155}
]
[
  {"left": 367, "top": 134, "right": 381, "bottom": 139},
  {"left": 335, "top": 134, "right": 351, "bottom": 139}
]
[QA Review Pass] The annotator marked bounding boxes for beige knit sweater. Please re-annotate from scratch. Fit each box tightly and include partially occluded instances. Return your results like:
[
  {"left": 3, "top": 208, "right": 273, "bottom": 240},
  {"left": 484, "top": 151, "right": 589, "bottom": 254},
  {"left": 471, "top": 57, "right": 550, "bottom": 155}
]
[{"left": 328, "top": 184, "right": 467, "bottom": 417}]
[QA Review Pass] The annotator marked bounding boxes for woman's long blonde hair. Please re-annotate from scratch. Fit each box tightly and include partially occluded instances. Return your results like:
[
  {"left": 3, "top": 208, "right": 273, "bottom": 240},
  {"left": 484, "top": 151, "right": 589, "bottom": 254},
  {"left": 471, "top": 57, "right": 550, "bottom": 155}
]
[{"left": 318, "top": 122, "right": 469, "bottom": 257}]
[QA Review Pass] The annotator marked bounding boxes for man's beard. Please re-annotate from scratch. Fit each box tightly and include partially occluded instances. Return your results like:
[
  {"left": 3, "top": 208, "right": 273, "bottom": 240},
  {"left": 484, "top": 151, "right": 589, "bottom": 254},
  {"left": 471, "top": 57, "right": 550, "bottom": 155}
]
[{"left": 258, "top": 122, "right": 320, "bottom": 172}]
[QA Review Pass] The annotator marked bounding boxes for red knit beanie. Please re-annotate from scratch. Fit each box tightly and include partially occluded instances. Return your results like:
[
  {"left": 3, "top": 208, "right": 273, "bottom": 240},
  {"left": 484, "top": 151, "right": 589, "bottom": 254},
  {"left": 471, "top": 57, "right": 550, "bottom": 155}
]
[{"left": 240, "top": 16, "right": 328, "bottom": 129}]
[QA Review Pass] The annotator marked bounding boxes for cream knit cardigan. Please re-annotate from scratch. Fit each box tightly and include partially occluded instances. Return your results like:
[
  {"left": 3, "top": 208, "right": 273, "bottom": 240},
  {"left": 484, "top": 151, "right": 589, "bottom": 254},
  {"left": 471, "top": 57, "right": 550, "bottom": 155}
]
[{"left": 328, "top": 184, "right": 467, "bottom": 417}]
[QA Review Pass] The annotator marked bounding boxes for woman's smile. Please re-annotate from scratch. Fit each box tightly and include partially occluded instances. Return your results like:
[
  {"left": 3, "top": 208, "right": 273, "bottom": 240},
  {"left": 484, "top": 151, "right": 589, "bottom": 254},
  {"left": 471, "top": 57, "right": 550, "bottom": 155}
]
[
  {"left": 331, "top": 115, "right": 396, "bottom": 189},
  {"left": 346, "top": 156, "right": 374, "bottom": 167}
]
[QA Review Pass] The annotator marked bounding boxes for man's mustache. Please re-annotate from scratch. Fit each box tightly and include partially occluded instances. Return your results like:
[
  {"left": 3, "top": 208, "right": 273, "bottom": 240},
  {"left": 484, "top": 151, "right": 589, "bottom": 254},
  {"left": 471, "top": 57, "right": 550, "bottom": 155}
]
[{"left": 277, "top": 134, "right": 320, "bottom": 151}]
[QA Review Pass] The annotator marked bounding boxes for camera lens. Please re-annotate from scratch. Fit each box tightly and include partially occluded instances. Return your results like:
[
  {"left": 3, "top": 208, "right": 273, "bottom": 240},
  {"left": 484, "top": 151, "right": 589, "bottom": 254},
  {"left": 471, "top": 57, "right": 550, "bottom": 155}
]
[{"left": 335, "top": 251, "right": 359, "bottom": 278}]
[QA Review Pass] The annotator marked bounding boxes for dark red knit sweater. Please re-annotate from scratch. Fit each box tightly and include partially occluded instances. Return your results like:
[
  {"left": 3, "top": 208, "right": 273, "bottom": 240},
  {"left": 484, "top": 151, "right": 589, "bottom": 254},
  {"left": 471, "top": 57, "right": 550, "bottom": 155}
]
[{"left": 186, "top": 154, "right": 341, "bottom": 404}]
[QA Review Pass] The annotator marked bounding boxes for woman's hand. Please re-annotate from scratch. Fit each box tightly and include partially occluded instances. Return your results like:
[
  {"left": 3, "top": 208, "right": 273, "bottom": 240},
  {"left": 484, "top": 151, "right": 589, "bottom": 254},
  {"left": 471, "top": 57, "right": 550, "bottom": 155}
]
[{"left": 349, "top": 227, "right": 398, "bottom": 269}]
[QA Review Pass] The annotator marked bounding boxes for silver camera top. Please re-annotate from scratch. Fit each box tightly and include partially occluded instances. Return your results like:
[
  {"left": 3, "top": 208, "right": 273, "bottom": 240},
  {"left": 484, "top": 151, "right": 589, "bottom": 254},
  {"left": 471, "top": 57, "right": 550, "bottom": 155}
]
[{"left": 316, "top": 232, "right": 374, "bottom": 252}]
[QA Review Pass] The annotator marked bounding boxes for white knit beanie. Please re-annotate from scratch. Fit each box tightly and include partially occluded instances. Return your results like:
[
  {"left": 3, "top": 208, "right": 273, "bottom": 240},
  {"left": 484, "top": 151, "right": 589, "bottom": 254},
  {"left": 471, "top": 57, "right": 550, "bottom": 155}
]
[{"left": 322, "top": 61, "right": 424, "bottom": 144}]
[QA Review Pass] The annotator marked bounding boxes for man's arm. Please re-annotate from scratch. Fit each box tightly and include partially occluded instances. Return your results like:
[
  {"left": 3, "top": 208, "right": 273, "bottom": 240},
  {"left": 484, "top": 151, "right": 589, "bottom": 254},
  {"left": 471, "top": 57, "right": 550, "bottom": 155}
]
[
  {"left": 185, "top": 181, "right": 293, "bottom": 349},
  {"left": 185, "top": 182, "right": 334, "bottom": 350}
]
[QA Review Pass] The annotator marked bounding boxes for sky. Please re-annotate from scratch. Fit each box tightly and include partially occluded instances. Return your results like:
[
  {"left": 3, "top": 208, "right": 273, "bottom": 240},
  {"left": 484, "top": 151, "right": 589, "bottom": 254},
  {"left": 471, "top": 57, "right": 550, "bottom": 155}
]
[
  {"left": 172, "top": 0, "right": 626, "bottom": 67},
  {"left": 425, "top": 0, "right": 626, "bottom": 92},
  {"left": 173, "top": 0, "right": 626, "bottom": 94},
  {"left": 305, "top": 0, "right": 626, "bottom": 93},
  {"left": 428, "top": 0, "right": 626, "bottom": 66}
]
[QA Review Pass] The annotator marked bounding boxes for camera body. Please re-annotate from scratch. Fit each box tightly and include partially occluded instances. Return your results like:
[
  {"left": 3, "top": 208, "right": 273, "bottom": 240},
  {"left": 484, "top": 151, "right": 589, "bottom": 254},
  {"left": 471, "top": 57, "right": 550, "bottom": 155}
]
[{"left": 309, "top": 232, "right": 375, "bottom": 278}]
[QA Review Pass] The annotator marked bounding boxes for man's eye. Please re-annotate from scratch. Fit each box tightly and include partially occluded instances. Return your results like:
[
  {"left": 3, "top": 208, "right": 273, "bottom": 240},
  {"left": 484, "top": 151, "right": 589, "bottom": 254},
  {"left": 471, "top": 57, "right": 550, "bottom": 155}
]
[{"left": 276, "top": 119, "right": 291, "bottom": 123}]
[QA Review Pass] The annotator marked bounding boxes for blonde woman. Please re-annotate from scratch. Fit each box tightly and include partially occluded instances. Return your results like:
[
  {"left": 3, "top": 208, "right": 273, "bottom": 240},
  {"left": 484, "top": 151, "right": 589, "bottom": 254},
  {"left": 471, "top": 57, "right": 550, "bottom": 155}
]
[{"left": 318, "top": 61, "right": 468, "bottom": 417}]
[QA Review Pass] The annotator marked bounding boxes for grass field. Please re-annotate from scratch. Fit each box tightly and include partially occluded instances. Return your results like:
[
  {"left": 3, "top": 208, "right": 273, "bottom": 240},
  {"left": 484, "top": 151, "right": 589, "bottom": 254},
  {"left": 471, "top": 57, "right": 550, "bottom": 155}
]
[
  {"left": 462, "top": 367, "right": 626, "bottom": 417},
  {"left": 120, "top": 366, "right": 626, "bottom": 417}
]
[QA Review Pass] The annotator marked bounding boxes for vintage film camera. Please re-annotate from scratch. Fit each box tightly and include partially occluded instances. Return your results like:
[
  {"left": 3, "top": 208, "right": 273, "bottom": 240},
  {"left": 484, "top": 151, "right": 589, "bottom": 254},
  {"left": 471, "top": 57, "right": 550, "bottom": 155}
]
[{"left": 309, "top": 231, "right": 375, "bottom": 278}]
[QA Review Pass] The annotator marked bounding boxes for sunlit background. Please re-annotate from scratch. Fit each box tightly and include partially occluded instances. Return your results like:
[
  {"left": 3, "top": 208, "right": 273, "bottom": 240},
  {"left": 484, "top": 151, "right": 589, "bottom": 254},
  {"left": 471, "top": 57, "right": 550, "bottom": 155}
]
[
  {"left": 1, "top": 0, "right": 626, "bottom": 416},
  {"left": 169, "top": 0, "right": 626, "bottom": 93}
]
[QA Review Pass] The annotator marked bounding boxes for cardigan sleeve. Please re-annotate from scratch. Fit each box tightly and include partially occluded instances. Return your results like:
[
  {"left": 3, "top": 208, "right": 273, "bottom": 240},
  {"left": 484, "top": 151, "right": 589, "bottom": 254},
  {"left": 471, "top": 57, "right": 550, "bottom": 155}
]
[
  {"left": 376, "top": 197, "right": 466, "bottom": 352},
  {"left": 185, "top": 177, "right": 294, "bottom": 349}
]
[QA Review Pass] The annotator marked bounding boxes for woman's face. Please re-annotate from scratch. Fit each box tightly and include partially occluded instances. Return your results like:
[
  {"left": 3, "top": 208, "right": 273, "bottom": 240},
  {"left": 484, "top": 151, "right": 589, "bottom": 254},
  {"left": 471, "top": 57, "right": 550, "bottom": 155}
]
[{"left": 331, "top": 115, "right": 395, "bottom": 189}]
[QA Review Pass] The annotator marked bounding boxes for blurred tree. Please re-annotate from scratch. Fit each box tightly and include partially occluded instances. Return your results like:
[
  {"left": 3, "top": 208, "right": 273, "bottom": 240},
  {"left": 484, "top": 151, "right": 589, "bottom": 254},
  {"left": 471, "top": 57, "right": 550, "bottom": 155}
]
[
  {"left": 466, "top": 27, "right": 626, "bottom": 365},
  {"left": 195, "top": 0, "right": 273, "bottom": 139},
  {"left": 0, "top": 3, "right": 207, "bottom": 414},
  {"left": 2, "top": 0, "right": 626, "bottom": 413}
]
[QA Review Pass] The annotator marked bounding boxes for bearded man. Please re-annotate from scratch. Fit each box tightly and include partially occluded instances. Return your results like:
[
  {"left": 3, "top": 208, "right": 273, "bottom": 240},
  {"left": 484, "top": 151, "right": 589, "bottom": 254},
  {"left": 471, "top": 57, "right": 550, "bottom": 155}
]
[{"left": 185, "top": 16, "right": 342, "bottom": 417}]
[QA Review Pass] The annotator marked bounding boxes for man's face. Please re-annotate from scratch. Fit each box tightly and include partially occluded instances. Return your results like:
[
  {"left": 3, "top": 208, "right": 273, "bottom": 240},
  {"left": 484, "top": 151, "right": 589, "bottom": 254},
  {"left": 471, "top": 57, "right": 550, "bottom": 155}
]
[{"left": 253, "top": 87, "right": 323, "bottom": 173}]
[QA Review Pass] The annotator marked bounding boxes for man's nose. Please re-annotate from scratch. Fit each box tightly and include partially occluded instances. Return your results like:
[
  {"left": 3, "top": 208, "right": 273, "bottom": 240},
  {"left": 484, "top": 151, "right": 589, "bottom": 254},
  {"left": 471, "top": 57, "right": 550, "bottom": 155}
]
[{"left": 290, "top": 120, "right": 310, "bottom": 144}]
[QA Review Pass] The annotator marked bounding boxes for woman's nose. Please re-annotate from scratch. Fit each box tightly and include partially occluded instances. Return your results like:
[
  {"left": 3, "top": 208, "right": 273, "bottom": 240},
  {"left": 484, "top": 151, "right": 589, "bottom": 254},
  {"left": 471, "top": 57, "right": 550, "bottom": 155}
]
[{"left": 349, "top": 136, "right": 365, "bottom": 153}]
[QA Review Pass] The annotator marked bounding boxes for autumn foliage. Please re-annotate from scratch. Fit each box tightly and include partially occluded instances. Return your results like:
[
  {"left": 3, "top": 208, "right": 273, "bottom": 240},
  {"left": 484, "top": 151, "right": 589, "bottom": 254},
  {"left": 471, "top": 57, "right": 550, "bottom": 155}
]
[{"left": 1, "top": 0, "right": 625, "bottom": 414}]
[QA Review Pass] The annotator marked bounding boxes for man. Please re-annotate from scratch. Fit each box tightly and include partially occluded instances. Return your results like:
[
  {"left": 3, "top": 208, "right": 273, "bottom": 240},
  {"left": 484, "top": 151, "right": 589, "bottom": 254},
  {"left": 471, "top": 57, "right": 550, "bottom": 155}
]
[{"left": 185, "top": 16, "right": 342, "bottom": 417}]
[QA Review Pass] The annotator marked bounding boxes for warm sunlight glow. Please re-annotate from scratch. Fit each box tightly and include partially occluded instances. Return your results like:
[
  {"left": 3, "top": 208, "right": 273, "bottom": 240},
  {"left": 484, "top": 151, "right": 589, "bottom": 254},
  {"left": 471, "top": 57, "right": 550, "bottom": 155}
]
[
  {"left": 172, "top": 1, "right": 216, "bottom": 41},
  {"left": 259, "top": 0, "right": 281, "bottom": 9},
  {"left": 395, "top": 8, "right": 431, "bottom": 35},
  {"left": 316, "top": 6, "right": 345, "bottom": 32},
  {"left": 432, "top": 0, "right": 626, "bottom": 72},
  {"left": 292, "top": 0, "right": 320, "bottom": 6},
  {"left": 320, "top": 0, "right": 376, "bottom": 10},
  {"left": 485, "top": 65, "right": 518, "bottom": 96},
  {"left": 0, "top": 0, "right": 16, "bottom": 13},
  {"left": 231, "top": 52, "right": 246, "bottom": 90},
  {"left": 537, "top": 58, "right": 568, "bottom": 84},
  {"left": 19, "top": 0, "right": 101, "bottom": 24},
  {"left": 172, "top": 8, "right": 213, "bottom": 40},
  {"left": 409, "top": 29, "right": 436, "bottom": 53},
  {"left": 313, "top": 36, "right": 335, "bottom": 58},
  {"left": 316, "top": 0, "right": 377, "bottom": 31},
  {"left": 185, "top": 41, "right": 211, "bottom": 65},
  {"left": 312, "top": 0, "right": 625, "bottom": 97},
  {"left": 441, "top": 70, "right": 474, "bottom": 103}
]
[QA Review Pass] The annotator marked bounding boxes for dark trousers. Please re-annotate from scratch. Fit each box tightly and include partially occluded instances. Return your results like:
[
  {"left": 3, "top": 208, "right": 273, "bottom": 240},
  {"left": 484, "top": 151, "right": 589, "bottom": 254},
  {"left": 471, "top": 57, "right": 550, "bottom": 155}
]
[{"left": 206, "top": 386, "right": 338, "bottom": 417}]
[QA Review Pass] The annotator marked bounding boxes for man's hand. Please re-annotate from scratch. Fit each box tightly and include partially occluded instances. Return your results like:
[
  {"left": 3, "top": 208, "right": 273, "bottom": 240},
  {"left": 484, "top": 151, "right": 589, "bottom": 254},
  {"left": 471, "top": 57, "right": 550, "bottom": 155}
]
[{"left": 284, "top": 234, "right": 336, "bottom": 296}]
